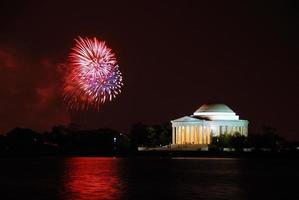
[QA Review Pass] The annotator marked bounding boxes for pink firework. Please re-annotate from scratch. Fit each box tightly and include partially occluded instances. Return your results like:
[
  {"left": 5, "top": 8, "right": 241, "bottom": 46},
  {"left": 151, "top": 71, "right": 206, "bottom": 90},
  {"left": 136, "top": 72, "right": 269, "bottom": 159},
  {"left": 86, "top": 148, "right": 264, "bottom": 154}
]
[{"left": 64, "top": 37, "right": 123, "bottom": 110}]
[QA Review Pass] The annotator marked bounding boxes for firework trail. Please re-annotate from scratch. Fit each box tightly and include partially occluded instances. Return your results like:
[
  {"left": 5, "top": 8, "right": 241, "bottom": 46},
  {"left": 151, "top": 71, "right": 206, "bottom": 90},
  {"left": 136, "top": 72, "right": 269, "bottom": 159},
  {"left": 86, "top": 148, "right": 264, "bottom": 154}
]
[{"left": 64, "top": 37, "right": 123, "bottom": 110}]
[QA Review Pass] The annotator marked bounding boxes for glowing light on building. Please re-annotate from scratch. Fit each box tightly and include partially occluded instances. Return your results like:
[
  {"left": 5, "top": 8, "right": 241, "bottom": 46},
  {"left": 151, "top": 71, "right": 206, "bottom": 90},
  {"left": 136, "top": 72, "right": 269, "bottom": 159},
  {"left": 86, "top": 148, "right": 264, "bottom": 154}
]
[{"left": 171, "top": 104, "right": 249, "bottom": 147}]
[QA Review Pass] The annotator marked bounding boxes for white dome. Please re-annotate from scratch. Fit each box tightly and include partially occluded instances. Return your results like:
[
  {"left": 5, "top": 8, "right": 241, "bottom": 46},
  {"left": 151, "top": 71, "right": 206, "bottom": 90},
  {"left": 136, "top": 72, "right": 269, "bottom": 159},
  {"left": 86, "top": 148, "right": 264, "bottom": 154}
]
[
  {"left": 194, "top": 104, "right": 234, "bottom": 113},
  {"left": 193, "top": 104, "right": 239, "bottom": 120}
]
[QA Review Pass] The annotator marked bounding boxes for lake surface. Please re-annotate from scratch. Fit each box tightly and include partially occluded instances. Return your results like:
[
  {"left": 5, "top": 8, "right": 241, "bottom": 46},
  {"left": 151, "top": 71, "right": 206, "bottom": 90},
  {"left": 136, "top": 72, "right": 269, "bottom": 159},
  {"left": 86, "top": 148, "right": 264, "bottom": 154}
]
[{"left": 0, "top": 157, "right": 298, "bottom": 200}]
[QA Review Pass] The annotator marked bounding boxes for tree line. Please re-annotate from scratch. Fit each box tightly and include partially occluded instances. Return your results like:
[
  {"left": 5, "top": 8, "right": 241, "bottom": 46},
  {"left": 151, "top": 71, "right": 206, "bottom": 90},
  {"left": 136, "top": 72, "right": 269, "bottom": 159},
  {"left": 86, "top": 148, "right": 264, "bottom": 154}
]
[
  {"left": 210, "top": 126, "right": 287, "bottom": 152},
  {"left": 0, "top": 123, "right": 172, "bottom": 155},
  {"left": 0, "top": 123, "right": 297, "bottom": 155}
]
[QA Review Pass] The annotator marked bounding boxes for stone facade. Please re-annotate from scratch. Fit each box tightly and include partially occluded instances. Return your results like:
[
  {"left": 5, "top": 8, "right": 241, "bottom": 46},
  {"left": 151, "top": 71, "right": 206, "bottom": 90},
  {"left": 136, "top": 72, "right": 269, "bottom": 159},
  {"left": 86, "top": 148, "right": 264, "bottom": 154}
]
[{"left": 171, "top": 104, "right": 249, "bottom": 147}]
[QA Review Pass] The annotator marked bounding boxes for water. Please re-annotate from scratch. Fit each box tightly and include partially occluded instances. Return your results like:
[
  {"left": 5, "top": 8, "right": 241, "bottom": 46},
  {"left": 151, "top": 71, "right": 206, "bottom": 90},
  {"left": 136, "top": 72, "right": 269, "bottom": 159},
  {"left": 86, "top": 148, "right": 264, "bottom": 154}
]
[{"left": 0, "top": 157, "right": 298, "bottom": 200}]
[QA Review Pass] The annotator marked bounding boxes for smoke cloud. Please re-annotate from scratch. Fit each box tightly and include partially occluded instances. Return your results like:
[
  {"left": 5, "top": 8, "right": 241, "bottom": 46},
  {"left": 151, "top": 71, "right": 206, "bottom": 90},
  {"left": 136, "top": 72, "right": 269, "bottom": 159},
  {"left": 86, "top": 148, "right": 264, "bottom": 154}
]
[{"left": 0, "top": 46, "right": 69, "bottom": 134}]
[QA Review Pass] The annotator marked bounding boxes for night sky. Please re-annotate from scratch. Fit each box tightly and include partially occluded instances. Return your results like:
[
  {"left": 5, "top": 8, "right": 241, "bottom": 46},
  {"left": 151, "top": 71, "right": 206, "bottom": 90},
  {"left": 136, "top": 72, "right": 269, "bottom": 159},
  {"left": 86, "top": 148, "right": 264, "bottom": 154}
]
[{"left": 0, "top": 0, "right": 298, "bottom": 140}]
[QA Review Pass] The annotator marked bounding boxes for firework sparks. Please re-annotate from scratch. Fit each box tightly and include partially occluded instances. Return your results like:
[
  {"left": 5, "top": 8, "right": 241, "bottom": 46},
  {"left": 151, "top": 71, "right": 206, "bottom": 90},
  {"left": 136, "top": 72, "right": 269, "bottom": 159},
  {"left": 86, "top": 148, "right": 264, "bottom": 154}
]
[{"left": 64, "top": 37, "right": 123, "bottom": 110}]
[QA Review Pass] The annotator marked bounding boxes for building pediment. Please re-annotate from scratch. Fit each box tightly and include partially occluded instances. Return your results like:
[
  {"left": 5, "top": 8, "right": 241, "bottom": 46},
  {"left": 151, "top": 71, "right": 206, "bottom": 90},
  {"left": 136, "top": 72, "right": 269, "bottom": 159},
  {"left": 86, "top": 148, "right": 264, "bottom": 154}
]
[{"left": 171, "top": 116, "right": 201, "bottom": 123}]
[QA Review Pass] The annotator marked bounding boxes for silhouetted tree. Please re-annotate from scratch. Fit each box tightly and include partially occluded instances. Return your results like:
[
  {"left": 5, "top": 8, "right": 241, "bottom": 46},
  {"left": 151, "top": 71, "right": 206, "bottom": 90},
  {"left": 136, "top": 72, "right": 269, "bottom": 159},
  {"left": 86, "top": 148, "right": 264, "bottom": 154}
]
[
  {"left": 262, "top": 126, "right": 284, "bottom": 149},
  {"left": 49, "top": 125, "right": 68, "bottom": 145},
  {"left": 5, "top": 127, "right": 42, "bottom": 154},
  {"left": 158, "top": 123, "right": 172, "bottom": 146},
  {"left": 130, "top": 122, "right": 172, "bottom": 148},
  {"left": 248, "top": 126, "right": 285, "bottom": 151},
  {"left": 230, "top": 132, "right": 247, "bottom": 152},
  {"left": 218, "top": 132, "right": 231, "bottom": 149},
  {"left": 211, "top": 132, "right": 246, "bottom": 151},
  {"left": 130, "top": 123, "right": 149, "bottom": 148},
  {"left": 0, "top": 135, "right": 6, "bottom": 152},
  {"left": 147, "top": 126, "right": 158, "bottom": 147}
]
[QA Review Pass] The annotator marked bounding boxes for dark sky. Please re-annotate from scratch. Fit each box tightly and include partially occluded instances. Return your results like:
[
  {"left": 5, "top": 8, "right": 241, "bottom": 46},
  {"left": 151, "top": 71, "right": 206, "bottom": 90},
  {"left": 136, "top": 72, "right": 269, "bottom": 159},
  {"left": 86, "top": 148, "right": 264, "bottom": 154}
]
[{"left": 0, "top": 0, "right": 298, "bottom": 140}]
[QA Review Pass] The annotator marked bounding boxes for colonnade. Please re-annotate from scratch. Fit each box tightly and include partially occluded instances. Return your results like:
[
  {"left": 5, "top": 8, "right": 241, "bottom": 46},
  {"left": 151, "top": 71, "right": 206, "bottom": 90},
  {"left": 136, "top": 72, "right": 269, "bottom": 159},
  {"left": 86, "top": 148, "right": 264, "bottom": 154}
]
[
  {"left": 172, "top": 125, "right": 247, "bottom": 145},
  {"left": 172, "top": 125, "right": 211, "bottom": 145}
]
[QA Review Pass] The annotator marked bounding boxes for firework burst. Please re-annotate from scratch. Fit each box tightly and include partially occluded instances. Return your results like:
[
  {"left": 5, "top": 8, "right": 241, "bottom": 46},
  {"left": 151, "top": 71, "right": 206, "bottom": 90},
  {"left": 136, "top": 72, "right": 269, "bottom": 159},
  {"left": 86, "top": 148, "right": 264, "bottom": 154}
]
[{"left": 64, "top": 37, "right": 123, "bottom": 110}]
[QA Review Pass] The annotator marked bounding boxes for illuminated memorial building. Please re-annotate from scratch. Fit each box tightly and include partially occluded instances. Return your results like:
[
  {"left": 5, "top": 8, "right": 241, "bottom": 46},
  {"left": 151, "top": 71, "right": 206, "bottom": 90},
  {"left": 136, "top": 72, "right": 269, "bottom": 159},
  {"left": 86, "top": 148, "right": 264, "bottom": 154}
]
[{"left": 171, "top": 104, "right": 248, "bottom": 148}]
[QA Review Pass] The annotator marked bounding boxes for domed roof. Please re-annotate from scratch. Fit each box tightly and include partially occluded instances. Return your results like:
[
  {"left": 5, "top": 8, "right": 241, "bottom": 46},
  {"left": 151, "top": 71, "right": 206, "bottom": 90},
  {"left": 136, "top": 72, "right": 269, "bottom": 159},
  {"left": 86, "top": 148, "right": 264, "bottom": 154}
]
[{"left": 194, "top": 104, "right": 234, "bottom": 113}]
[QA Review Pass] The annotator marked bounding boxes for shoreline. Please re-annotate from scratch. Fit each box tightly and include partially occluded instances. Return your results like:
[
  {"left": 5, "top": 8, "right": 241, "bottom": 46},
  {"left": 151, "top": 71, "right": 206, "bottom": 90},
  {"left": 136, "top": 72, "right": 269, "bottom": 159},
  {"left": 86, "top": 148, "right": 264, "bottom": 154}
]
[{"left": 0, "top": 150, "right": 298, "bottom": 159}]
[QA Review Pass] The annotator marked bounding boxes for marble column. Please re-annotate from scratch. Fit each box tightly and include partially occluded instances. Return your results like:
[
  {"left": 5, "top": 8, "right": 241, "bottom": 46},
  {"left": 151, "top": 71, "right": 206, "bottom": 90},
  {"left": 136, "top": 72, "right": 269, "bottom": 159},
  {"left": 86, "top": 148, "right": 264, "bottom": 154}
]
[
  {"left": 186, "top": 126, "right": 190, "bottom": 144},
  {"left": 207, "top": 126, "right": 211, "bottom": 144},
  {"left": 180, "top": 126, "right": 182, "bottom": 144},
  {"left": 203, "top": 126, "right": 206, "bottom": 144},
  {"left": 183, "top": 126, "right": 185, "bottom": 144},
  {"left": 192, "top": 126, "right": 195, "bottom": 144},
  {"left": 195, "top": 126, "right": 198, "bottom": 144},
  {"left": 172, "top": 127, "right": 175, "bottom": 144},
  {"left": 199, "top": 125, "right": 202, "bottom": 144},
  {"left": 178, "top": 126, "right": 181, "bottom": 144},
  {"left": 174, "top": 127, "right": 177, "bottom": 144},
  {"left": 190, "top": 126, "right": 193, "bottom": 144}
]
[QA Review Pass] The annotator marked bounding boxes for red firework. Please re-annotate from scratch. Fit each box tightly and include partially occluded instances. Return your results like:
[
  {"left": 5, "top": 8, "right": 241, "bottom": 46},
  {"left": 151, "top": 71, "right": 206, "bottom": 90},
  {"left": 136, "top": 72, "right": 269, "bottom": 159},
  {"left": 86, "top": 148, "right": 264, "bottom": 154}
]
[{"left": 64, "top": 37, "right": 123, "bottom": 110}]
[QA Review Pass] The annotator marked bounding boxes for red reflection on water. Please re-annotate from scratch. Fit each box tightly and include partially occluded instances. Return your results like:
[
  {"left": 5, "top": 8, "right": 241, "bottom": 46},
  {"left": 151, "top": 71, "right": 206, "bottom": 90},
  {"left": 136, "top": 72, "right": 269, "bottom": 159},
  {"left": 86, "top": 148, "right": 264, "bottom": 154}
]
[{"left": 62, "top": 157, "right": 125, "bottom": 200}]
